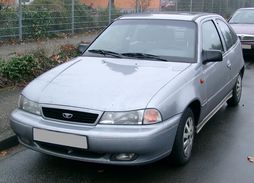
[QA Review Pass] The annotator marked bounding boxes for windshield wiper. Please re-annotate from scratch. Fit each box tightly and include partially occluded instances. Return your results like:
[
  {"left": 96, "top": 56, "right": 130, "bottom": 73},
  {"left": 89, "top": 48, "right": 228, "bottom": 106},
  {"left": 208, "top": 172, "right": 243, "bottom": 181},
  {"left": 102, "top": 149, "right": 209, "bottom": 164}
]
[
  {"left": 88, "top": 50, "right": 168, "bottom": 61},
  {"left": 122, "top": 53, "right": 168, "bottom": 62},
  {"left": 88, "top": 49, "right": 123, "bottom": 58}
]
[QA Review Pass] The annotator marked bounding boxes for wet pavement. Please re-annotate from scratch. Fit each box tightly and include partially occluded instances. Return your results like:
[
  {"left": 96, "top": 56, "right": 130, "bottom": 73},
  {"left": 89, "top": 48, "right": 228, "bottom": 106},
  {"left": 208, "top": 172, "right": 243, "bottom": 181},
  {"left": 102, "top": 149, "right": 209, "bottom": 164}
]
[
  {"left": 0, "top": 87, "right": 22, "bottom": 143},
  {"left": 0, "top": 61, "right": 253, "bottom": 183}
]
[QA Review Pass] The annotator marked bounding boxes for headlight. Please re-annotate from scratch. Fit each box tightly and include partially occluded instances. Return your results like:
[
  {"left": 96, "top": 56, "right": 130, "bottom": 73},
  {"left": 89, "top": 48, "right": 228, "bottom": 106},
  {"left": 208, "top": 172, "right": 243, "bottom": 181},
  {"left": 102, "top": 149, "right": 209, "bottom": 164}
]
[
  {"left": 99, "top": 109, "right": 162, "bottom": 125},
  {"left": 18, "top": 95, "right": 41, "bottom": 115}
]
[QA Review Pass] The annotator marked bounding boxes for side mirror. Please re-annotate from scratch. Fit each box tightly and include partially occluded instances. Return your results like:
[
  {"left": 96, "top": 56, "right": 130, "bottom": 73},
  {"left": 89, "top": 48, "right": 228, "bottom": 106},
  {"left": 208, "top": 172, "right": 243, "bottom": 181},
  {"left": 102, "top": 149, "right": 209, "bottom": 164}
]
[
  {"left": 78, "top": 43, "right": 89, "bottom": 54},
  {"left": 202, "top": 50, "right": 223, "bottom": 64}
]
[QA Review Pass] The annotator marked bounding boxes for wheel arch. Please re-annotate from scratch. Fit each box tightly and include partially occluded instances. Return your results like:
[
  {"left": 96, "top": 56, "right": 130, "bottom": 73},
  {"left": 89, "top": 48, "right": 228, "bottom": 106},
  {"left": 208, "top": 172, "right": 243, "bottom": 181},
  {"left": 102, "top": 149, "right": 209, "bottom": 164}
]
[
  {"left": 185, "top": 99, "right": 201, "bottom": 127},
  {"left": 240, "top": 66, "right": 245, "bottom": 77}
]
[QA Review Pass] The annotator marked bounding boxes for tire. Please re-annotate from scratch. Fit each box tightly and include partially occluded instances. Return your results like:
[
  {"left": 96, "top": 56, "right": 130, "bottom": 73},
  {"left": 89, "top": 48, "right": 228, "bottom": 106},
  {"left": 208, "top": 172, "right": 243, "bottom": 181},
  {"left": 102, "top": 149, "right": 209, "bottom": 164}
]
[
  {"left": 171, "top": 108, "right": 195, "bottom": 166},
  {"left": 227, "top": 74, "right": 242, "bottom": 107}
]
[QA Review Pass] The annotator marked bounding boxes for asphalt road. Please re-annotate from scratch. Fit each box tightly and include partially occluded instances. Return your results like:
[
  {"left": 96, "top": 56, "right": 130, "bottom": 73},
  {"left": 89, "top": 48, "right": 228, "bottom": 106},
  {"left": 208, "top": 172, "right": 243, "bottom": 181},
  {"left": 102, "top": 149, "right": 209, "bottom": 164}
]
[
  {"left": 0, "top": 87, "right": 21, "bottom": 135},
  {"left": 0, "top": 61, "right": 254, "bottom": 183}
]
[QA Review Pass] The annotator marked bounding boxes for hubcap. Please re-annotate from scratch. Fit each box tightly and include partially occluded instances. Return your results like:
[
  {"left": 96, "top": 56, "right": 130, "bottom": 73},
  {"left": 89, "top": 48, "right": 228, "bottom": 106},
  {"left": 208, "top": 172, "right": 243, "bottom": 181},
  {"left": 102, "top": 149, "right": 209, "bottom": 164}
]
[
  {"left": 183, "top": 117, "right": 194, "bottom": 157},
  {"left": 236, "top": 76, "right": 242, "bottom": 100}
]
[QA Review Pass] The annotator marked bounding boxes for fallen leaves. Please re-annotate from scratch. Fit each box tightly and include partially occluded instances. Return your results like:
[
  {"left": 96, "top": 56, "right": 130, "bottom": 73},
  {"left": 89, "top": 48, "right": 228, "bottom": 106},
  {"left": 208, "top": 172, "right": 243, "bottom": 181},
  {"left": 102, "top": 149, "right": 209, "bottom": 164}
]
[
  {"left": 0, "top": 145, "right": 22, "bottom": 158},
  {"left": 50, "top": 44, "right": 79, "bottom": 64},
  {"left": 0, "top": 151, "right": 7, "bottom": 157},
  {"left": 50, "top": 54, "right": 61, "bottom": 63},
  {"left": 0, "top": 43, "right": 79, "bottom": 89}
]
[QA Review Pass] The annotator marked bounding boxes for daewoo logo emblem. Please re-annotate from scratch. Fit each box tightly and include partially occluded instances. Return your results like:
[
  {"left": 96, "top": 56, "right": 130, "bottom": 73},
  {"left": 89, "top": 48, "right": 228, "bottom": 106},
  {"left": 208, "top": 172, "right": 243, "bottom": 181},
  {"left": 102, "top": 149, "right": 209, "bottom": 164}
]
[{"left": 62, "top": 113, "right": 73, "bottom": 119}]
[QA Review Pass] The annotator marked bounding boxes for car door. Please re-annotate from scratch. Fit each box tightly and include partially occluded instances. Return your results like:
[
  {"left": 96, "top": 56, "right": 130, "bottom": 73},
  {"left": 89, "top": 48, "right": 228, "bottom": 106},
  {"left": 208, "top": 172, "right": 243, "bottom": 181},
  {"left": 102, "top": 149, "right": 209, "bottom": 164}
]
[
  {"left": 201, "top": 20, "right": 231, "bottom": 115},
  {"left": 215, "top": 19, "right": 241, "bottom": 89}
]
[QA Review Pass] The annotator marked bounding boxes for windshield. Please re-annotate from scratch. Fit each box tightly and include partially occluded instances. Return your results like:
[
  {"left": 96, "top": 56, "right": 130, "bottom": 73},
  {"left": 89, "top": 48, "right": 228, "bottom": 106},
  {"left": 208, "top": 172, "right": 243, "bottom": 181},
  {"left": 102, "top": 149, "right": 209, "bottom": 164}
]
[
  {"left": 84, "top": 19, "right": 197, "bottom": 63},
  {"left": 230, "top": 9, "right": 254, "bottom": 24}
]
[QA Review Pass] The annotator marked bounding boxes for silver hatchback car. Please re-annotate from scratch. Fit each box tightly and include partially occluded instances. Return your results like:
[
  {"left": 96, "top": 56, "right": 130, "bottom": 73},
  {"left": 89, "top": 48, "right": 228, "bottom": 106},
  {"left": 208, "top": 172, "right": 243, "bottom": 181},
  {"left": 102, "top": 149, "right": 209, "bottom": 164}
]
[{"left": 10, "top": 13, "right": 245, "bottom": 165}]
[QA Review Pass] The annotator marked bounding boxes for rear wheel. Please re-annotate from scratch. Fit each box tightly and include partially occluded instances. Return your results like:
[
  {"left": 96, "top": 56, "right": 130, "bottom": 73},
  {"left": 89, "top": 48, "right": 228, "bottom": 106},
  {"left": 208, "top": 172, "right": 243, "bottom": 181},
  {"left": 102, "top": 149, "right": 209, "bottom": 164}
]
[
  {"left": 171, "top": 108, "right": 195, "bottom": 165},
  {"left": 227, "top": 74, "right": 242, "bottom": 107}
]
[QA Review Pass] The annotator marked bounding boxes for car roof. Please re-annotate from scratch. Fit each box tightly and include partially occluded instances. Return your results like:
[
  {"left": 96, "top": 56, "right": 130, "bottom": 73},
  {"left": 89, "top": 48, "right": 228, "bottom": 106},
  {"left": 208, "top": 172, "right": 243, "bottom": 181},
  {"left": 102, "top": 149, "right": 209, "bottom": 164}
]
[
  {"left": 118, "top": 12, "right": 218, "bottom": 21},
  {"left": 237, "top": 7, "right": 254, "bottom": 10}
]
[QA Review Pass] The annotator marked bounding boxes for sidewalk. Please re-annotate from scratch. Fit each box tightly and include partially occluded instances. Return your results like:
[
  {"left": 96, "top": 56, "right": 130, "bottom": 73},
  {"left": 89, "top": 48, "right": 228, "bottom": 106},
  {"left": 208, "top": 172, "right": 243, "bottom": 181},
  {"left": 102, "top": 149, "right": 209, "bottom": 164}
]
[
  {"left": 0, "top": 32, "right": 97, "bottom": 60},
  {"left": 0, "top": 87, "right": 22, "bottom": 150}
]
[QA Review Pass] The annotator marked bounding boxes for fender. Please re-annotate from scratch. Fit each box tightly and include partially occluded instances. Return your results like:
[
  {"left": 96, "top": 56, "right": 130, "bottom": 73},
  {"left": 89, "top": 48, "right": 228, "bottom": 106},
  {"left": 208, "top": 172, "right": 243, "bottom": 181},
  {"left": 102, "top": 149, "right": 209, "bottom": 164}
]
[{"left": 147, "top": 64, "right": 206, "bottom": 121}]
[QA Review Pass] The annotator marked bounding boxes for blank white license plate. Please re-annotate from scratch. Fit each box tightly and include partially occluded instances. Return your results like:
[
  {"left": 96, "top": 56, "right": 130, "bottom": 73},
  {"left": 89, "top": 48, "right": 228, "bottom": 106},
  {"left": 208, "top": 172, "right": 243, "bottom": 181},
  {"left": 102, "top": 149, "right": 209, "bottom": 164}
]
[
  {"left": 242, "top": 44, "right": 252, "bottom": 49},
  {"left": 33, "top": 128, "right": 88, "bottom": 149}
]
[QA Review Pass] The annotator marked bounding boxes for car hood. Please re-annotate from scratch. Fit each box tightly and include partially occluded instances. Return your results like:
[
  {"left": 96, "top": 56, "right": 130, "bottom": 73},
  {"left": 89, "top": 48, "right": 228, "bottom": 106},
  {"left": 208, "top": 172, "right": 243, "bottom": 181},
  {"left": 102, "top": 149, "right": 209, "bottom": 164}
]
[
  {"left": 230, "top": 24, "right": 254, "bottom": 35},
  {"left": 24, "top": 57, "right": 191, "bottom": 111}
]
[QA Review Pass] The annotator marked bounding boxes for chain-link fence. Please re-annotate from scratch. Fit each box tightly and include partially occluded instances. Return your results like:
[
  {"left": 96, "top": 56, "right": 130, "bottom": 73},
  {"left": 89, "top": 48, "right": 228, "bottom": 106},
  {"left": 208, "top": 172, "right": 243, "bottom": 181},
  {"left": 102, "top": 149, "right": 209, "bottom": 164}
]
[
  {"left": 161, "top": 0, "right": 254, "bottom": 18},
  {"left": 1, "top": 0, "right": 254, "bottom": 41},
  {"left": 0, "top": 0, "right": 128, "bottom": 40}
]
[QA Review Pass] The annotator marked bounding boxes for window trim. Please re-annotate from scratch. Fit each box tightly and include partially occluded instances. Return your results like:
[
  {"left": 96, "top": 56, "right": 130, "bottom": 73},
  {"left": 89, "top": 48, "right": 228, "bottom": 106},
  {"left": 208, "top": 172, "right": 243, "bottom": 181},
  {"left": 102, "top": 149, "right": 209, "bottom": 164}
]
[
  {"left": 201, "top": 19, "right": 225, "bottom": 53},
  {"left": 215, "top": 18, "right": 238, "bottom": 52}
]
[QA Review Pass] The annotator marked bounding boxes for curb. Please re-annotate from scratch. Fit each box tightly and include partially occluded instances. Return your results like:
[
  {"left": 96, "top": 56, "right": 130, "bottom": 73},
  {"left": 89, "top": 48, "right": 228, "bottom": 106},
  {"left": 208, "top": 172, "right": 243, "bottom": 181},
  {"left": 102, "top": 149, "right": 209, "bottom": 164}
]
[{"left": 0, "top": 135, "right": 19, "bottom": 151}]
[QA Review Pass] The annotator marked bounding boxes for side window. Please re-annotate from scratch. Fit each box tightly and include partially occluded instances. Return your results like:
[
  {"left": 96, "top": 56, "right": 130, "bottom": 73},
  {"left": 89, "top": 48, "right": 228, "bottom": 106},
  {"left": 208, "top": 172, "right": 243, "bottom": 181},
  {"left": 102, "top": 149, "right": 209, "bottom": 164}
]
[
  {"left": 216, "top": 20, "right": 237, "bottom": 50},
  {"left": 202, "top": 20, "right": 223, "bottom": 51}
]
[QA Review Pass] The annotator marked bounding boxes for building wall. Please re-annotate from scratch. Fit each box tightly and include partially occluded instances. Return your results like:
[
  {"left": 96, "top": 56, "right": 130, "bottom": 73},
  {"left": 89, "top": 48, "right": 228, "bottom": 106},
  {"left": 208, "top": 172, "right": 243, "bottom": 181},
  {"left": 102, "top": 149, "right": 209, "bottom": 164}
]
[
  {"left": 147, "top": 0, "right": 160, "bottom": 9},
  {"left": 0, "top": 0, "right": 16, "bottom": 5},
  {"left": 0, "top": 0, "right": 159, "bottom": 9},
  {"left": 80, "top": 0, "right": 160, "bottom": 10},
  {"left": 79, "top": 0, "right": 108, "bottom": 9},
  {"left": 115, "top": 0, "right": 135, "bottom": 9}
]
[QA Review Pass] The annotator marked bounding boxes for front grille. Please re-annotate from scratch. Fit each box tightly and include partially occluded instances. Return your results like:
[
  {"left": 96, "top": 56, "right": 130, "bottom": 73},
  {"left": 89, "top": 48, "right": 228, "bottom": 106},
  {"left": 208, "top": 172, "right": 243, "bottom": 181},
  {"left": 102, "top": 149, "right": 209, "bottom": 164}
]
[
  {"left": 239, "top": 35, "right": 254, "bottom": 41},
  {"left": 42, "top": 107, "right": 99, "bottom": 124},
  {"left": 243, "top": 37, "right": 254, "bottom": 41}
]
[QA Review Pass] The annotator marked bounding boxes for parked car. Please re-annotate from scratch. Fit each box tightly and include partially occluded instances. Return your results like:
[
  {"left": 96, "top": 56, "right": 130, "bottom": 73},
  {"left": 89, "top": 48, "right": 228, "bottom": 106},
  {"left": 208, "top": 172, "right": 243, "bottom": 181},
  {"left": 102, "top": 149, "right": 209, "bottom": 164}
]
[
  {"left": 229, "top": 8, "right": 254, "bottom": 54},
  {"left": 10, "top": 13, "right": 245, "bottom": 166}
]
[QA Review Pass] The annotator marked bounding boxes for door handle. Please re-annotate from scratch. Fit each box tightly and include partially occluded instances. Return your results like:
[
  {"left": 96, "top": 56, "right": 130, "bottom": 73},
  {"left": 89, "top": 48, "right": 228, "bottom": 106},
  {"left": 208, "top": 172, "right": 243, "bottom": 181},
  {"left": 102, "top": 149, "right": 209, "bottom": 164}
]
[{"left": 227, "top": 60, "right": 232, "bottom": 69}]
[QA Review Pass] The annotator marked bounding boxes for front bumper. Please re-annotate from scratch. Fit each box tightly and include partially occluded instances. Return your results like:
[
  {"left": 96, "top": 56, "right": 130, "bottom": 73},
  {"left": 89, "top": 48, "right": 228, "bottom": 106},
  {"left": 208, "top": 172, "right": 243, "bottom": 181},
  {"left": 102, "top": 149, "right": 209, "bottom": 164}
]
[
  {"left": 10, "top": 109, "right": 180, "bottom": 165},
  {"left": 240, "top": 41, "right": 254, "bottom": 54}
]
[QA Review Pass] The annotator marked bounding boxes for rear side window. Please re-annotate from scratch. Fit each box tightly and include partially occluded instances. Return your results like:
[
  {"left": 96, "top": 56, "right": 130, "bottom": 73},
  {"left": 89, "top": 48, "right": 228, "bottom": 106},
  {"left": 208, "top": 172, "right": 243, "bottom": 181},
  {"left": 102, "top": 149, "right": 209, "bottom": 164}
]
[
  {"left": 216, "top": 20, "right": 238, "bottom": 50},
  {"left": 202, "top": 20, "right": 223, "bottom": 51}
]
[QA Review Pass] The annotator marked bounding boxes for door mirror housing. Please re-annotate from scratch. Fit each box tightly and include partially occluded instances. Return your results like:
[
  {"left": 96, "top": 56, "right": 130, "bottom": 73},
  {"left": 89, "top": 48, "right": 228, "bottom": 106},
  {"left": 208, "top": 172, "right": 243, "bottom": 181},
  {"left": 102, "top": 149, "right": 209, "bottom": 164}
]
[
  {"left": 78, "top": 43, "right": 89, "bottom": 54},
  {"left": 202, "top": 50, "right": 223, "bottom": 64}
]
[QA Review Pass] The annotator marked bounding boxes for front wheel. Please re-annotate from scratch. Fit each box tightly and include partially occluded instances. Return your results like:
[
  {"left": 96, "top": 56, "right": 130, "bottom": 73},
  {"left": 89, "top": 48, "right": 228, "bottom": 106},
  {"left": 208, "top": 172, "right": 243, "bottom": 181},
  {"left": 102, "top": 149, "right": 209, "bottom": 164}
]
[
  {"left": 171, "top": 108, "right": 195, "bottom": 165},
  {"left": 227, "top": 74, "right": 242, "bottom": 107}
]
